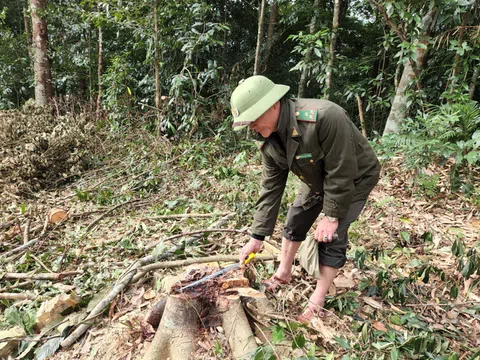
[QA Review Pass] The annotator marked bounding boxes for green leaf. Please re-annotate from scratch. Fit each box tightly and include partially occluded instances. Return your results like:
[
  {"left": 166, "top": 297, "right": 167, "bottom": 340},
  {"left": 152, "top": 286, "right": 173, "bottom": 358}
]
[
  {"left": 450, "top": 284, "right": 458, "bottom": 299},
  {"left": 421, "top": 232, "right": 433, "bottom": 242},
  {"left": 292, "top": 334, "right": 306, "bottom": 349},
  {"left": 390, "top": 346, "right": 400, "bottom": 360},
  {"left": 35, "top": 337, "right": 63, "bottom": 360},
  {"left": 400, "top": 231, "right": 410, "bottom": 243},
  {"left": 465, "top": 151, "right": 478, "bottom": 165},
  {"left": 333, "top": 336, "right": 350, "bottom": 349},
  {"left": 271, "top": 325, "right": 285, "bottom": 344},
  {"left": 5, "top": 307, "right": 23, "bottom": 327},
  {"left": 372, "top": 341, "right": 393, "bottom": 350}
]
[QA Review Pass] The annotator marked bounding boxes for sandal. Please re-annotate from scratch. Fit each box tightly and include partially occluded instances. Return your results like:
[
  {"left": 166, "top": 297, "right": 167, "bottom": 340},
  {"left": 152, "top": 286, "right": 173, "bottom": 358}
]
[
  {"left": 262, "top": 275, "right": 290, "bottom": 292},
  {"left": 297, "top": 301, "right": 327, "bottom": 323}
]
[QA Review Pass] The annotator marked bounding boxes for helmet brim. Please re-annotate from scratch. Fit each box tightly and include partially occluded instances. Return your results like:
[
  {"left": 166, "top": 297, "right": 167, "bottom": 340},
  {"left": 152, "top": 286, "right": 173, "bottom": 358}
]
[{"left": 232, "top": 84, "right": 290, "bottom": 131}]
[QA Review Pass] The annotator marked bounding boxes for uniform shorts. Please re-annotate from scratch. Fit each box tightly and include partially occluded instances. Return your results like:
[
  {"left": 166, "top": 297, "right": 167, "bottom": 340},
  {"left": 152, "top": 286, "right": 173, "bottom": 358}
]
[{"left": 282, "top": 188, "right": 369, "bottom": 269}]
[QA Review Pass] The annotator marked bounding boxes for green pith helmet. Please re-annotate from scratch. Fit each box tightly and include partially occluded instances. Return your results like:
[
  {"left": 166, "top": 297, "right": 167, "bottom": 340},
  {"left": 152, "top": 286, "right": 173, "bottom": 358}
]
[{"left": 230, "top": 75, "right": 290, "bottom": 130}]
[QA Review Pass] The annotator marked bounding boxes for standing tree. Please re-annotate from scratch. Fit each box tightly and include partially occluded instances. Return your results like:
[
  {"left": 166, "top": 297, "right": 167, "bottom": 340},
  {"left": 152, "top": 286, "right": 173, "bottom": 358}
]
[
  {"left": 31, "top": 0, "right": 53, "bottom": 105},
  {"left": 254, "top": 0, "right": 266, "bottom": 75},
  {"left": 260, "top": 0, "right": 278, "bottom": 74},
  {"left": 154, "top": 0, "right": 161, "bottom": 116},
  {"left": 324, "top": 0, "right": 341, "bottom": 99},
  {"left": 369, "top": 0, "right": 438, "bottom": 135},
  {"left": 298, "top": 0, "right": 321, "bottom": 97},
  {"left": 96, "top": 24, "right": 103, "bottom": 114}
]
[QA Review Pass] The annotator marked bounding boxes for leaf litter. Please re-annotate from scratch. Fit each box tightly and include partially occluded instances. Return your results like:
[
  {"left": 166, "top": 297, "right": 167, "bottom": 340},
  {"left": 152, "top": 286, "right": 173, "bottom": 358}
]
[{"left": 0, "top": 115, "right": 479, "bottom": 359}]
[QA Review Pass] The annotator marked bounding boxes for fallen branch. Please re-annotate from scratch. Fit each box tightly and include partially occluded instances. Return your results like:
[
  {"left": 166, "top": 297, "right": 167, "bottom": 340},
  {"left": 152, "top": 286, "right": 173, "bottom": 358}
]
[
  {"left": 1, "top": 238, "right": 40, "bottom": 261},
  {"left": 83, "top": 199, "right": 141, "bottom": 235},
  {"left": 0, "top": 293, "right": 37, "bottom": 301},
  {"left": 1, "top": 214, "right": 50, "bottom": 262},
  {"left": 23, "top": 219, "right": 31, "bottom": 244},
  {"left": 3, "top": 271, "right": 81, "bottom": 281},
  {"left": 60, "top": 213, "right": 236, "bottom": 349},
  {"left": 404, "top": 301, "right": 480, "bottom": 307},
  {"left": 60, "top": 265, "right": 138, "bottom": 349},
  {"left": 0, "top": 335, "right": 62, "bottom": 343},
  {"left": 0, "top": 280, "right": 33, "bottom": 292},
  {"left": 144, "top": 227, "right": 249, "bottom": 251},
  {"left": 141, "top": 211, "right": 230, "bottom": 221},
  {"left": 31, "top": 254, "right": 54, "bottom": 273},
  {"left": 137, "top": 253, "right": 276, "bottom": 274}
]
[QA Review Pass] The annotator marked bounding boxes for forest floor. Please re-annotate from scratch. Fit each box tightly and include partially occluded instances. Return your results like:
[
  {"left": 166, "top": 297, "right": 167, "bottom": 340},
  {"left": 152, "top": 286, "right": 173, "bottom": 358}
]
[{"left": 1, "top": 119, "right": 480, "bottom": 359}]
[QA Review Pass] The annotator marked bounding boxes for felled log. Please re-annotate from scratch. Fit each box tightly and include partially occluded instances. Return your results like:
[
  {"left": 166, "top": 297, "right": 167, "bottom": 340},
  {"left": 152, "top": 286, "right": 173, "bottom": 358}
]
[
  {"left": 3, "top": 271, "right": 81, "bottom": 281},
  {"left": 217, "top": 294, "right": 258, "bottom": 359}
]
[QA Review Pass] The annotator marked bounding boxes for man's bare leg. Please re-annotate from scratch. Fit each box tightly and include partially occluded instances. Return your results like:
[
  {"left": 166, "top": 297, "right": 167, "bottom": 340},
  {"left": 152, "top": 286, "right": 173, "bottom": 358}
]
[
  {"left": 272, "top": 237, "right": 302, "bottom": 282},
  {"left": 300, "top": 264, "right": 339, "bottom": 319}
]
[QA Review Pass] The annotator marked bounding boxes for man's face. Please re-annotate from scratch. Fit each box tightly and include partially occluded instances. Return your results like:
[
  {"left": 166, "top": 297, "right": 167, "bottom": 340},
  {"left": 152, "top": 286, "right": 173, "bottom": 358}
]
[{"left": 249, "top": 102, "right": 280, "bottom": 138}]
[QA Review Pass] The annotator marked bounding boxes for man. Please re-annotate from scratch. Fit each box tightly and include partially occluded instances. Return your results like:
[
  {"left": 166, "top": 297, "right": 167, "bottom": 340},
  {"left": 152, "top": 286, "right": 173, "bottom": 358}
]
[{"left": 231, "top": 75, "right": 381, "bottom": 322}]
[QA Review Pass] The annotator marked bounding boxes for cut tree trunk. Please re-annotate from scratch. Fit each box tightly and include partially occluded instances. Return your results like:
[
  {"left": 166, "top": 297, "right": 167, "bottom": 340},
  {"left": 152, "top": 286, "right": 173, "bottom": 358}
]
[
  {"left": 218, "top": 295, "right": 258, "bottom": 358},
  {"left": 143, "top": 295, "right": 201, "bottom": 360},
  {"left": 143, "top": 264, "right": 276, "bottom": 359}
]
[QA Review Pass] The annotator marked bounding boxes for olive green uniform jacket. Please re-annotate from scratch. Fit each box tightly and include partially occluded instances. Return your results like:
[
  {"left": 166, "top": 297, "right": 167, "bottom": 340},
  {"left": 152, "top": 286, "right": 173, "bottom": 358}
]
[{"left": 251, "top": 98, "right": 381, "bottom": 237}]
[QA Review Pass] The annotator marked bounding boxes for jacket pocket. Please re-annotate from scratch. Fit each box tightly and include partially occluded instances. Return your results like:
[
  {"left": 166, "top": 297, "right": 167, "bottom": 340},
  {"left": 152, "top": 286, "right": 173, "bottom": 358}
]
[{"left": 295, "top": 147, "right": 324, "bottom": 166}]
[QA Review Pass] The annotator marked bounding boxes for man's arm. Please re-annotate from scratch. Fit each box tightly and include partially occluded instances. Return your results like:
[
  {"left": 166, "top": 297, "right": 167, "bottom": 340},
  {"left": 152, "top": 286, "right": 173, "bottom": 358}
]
[
  {"left": 251, "top": 150, "right": 289, "bottom": 236},
  {"left": 317, "top": 105, "right": 357, "bottom": 219},
  {"left": 239, "top": 149, "right": 289, "bottom": 262}
]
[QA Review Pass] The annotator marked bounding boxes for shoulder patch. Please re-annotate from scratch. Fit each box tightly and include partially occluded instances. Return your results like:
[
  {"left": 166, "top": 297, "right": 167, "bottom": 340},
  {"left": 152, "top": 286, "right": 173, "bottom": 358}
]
[{"left": 295, "top": 109, "right": 317, "bottom": 122}]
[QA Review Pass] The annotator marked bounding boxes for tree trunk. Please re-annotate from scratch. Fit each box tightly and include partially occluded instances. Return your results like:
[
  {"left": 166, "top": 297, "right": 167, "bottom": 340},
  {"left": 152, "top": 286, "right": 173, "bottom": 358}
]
[
  {"left": 469, "top": 61, "right": 479, "bottom": 99},
  {"left": 142, "top": 266, "right": 269, "bottom": 360},
  {"left": 260, "top": 0, "right": 278, "bottom": 74},
  {"left": 142, "top": 295, "right": 201, "bottom": 360},
  {"left": 394, "top": 58, "right": 402, "bottom": 91},
  {"left": 154, "top": 0, "right": 161, "bottom": 110},
  {"left": 324, "top": 0, "right": 341, "bottom": 99},
  {"left": 452, "top": 12, "right": 469, "bottom": 80},
  {"left": 254, "top": 0, "right": 267, "bottom": 75},
  {"left": 298, "top": 0, "right": 321, "bottom": 98},
  {"left": 218, "top": 295, "right": 258, "bottom": 359},
  {"left": 96, "top": 26, "right": 103, "bottom": 114},
  {"left": 24, "top": 3, "right": 32, "bottom": 47},
  {"left": 382, "top": 9, "right": 437, "bottom": 135},
  {"left": 356, "top": 94, "right": 367, "bottom": 138},
  {"left": 31, "top": 0, "right": 53, "bottom": 105}
]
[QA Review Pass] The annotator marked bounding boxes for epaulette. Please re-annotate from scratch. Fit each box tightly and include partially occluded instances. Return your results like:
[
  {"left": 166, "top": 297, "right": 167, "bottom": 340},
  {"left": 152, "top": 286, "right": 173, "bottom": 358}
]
[{"left": 295, "top": 109, "right": 317, "bottom": 122}]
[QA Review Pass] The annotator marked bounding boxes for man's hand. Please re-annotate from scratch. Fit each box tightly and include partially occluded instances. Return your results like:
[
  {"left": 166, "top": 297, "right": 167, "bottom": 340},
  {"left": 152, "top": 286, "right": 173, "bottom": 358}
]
[
  {"left": 315, "top": 217, "right": 339, "bottom": 242},
  {"left": 239, "top": 238, "right": 263, "bottom": 264}
]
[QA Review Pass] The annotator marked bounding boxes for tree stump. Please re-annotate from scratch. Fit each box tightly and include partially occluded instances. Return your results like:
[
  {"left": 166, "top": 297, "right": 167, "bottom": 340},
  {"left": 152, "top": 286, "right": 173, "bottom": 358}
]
[{"left": 143, "top": 265, "right": 274, "bottom": 359}]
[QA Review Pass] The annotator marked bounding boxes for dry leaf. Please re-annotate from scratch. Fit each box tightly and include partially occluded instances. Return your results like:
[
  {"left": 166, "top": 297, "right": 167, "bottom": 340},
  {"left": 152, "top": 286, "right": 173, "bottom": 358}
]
[
  {"left": 0, "top": 326, "right": 25, "bottom": 357},
  {"left": 362, "top": 296, "right": 383, "bottom": 309},
  {"left": 36, "top": 293, "right": 81, "bottom": 330},
  {"left": 372, "top": 321, "right": 387, "bottom": 332},
  {"left": 311, "top": 318, "right": 336, "bottom": 342},
  {"left": 143, "top": 289, "right": 157, "bottom": 300},
  {"left": 334, "top": 275, "right": 356, "bottom": 288}
]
